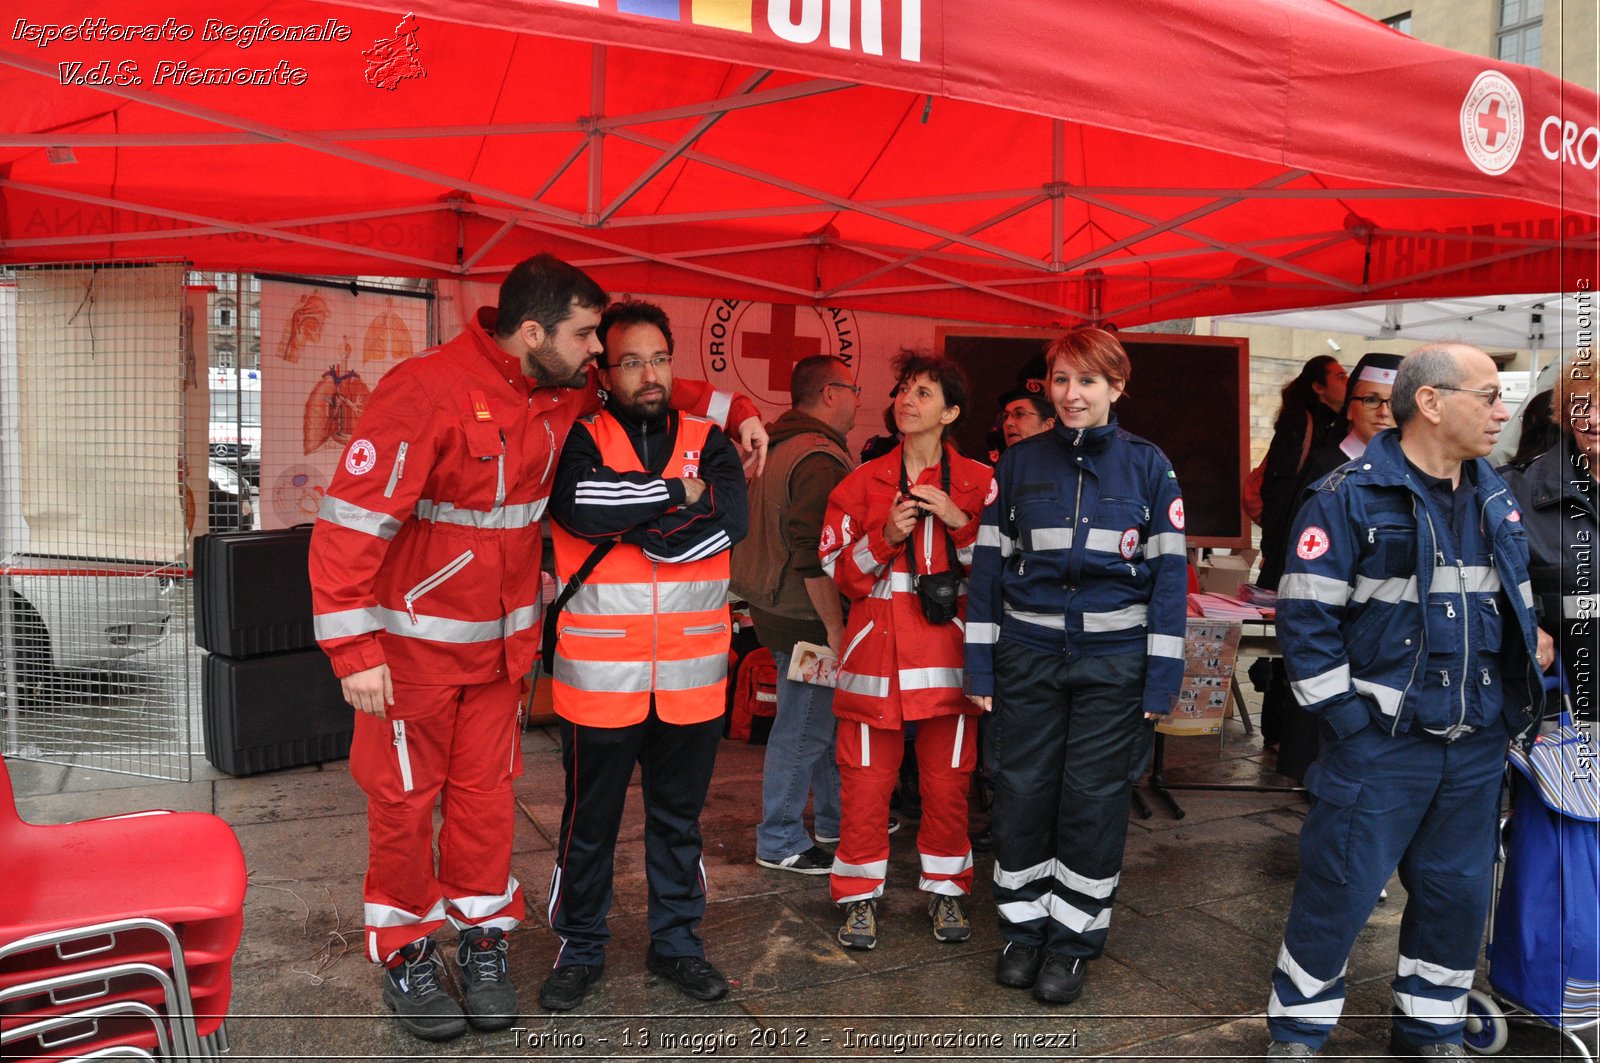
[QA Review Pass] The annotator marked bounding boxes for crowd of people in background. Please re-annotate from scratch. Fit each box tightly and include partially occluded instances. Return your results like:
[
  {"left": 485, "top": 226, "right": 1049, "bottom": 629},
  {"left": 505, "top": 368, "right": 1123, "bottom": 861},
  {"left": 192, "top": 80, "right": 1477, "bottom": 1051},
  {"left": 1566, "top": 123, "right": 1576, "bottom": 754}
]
[{"left": 308, "top": 252, "right": 1581, "bottom": 1058}]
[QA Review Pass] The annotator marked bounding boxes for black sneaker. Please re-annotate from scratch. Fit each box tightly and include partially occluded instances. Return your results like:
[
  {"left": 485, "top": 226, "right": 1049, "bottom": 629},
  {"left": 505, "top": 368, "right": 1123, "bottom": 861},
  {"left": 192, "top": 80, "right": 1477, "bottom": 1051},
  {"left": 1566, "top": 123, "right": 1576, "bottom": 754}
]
[
  {"left": 994, "top": 942, "right": 1044, "bottom": 988},
  {"left": 1032, "top": 953, "right": 1087, "bottom": 1004},
  {"left": 756, "top": 845, "right": 833, "bottom": 874},
  {"left": 382, "top": 939, "right": 467, "bottom": 1042},
  {"left": 645, "top": 944, "right": 729, "bottom": 1001},
  {"left": 538, "top": 963, "right": 603, "bottom": 1012},
  {"left": 455, "top": 926, "right": 517, "bottom": 1031}
]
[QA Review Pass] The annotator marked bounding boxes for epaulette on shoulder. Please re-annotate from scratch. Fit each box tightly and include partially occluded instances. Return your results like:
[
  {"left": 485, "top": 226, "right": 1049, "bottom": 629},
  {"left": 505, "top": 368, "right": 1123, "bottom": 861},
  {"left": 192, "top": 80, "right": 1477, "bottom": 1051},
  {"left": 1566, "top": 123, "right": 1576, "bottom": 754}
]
[
  {"left": 1318, "top": 470, "right": 1349, "bottom": 493},
  {"left": 578, "top": 412, "right": 601, "bottom": 426}
]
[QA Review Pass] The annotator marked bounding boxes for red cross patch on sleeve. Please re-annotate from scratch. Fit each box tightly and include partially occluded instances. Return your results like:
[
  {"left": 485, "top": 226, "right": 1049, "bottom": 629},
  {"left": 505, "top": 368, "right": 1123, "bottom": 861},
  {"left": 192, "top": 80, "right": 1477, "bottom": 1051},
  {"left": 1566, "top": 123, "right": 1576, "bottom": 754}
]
[{"left": 1296, "top": 526, "right": 1331, "bottom": 560}]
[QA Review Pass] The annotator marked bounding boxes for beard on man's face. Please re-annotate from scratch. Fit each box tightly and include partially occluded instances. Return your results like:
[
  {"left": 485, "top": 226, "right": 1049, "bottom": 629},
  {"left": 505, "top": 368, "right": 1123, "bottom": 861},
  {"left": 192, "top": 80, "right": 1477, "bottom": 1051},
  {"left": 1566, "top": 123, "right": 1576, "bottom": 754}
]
[{"left": 525, "top": 338, "right": 589, "bottom": 389}]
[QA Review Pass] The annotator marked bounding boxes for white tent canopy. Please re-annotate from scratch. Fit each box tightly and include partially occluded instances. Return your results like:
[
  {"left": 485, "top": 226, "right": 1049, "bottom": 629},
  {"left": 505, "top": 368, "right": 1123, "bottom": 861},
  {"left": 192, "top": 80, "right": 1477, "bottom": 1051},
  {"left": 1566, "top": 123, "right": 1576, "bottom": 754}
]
[{"left": 1216, "top": 292, "right": 1584, "bottom": 353}]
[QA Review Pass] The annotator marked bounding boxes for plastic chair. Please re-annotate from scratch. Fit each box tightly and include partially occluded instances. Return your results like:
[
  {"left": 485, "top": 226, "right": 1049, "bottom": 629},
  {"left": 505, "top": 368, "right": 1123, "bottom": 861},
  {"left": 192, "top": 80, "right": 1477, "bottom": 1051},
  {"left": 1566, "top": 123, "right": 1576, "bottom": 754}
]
[
  {"left": 0, "top": 754, "right": 246, "bottom": 1059},
  {"left": 1, "top": 1000, "right": 172, "bottom": 1061}
]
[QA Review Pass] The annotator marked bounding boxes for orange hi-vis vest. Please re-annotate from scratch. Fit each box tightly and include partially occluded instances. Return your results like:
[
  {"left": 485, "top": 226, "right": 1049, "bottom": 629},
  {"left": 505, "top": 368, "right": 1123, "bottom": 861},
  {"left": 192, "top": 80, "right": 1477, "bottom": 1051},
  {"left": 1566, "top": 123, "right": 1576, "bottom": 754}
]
[{"left": 550, "top": 411, "right": 731, "bottom": 727}]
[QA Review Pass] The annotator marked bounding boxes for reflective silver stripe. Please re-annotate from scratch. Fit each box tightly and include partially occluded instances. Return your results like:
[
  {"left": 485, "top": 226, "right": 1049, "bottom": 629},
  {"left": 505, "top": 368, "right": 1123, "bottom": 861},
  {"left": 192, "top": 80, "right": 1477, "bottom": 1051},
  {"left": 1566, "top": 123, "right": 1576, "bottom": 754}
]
[
  {"left": 1278, "top": 943, "right": 1346, "bottom": 999},
  {"left": 1430, "top": 565, "right": 1501, "bottom": 594},
  {"left": 977, "top": 523, "right": 1014, "bottom": 557},
  {"left": 1028, "top": 526, "right": 1074, "bottom": 551},
  {"left": 447, "top": 877, "right": 521, "bottom": 922},
  {"left": 1145, "top": 532, "right": 1186, "bottom": 557},
  {"left": 706, "top": 389, "right": 733, "bottom": 427},
  {"left": 1056, "top": 862, "right": 1119, "bottom": 900},
  {"left": 1351, "top": 574, "right": 1419, "bottom": 604},
  {"left": 993, "top": 858, "right": 1057, "bottom": 890},
  {"left": 1046, "top": 894, "right": 1111, "bottom": 935},
  {"left": 504, "top": 603, "right": 540, "bottom": 636},
  {"left": 1267, "top": 991, "right": 1343, "bottom": 1025},
  {"left": 1291, "top": 663, "right": 1351, "bottom": 705},
  {"left": 921, "top": 876, "right": 966, "bottom": 896},
  {"left": 1084, "top": 528, "right": 1126, "bottom": 553},
  {"left": 567, "top": 580, "right": 727, "bottom": 615},
  {"left": 414, "top": 497, "right": 546, "bottom": 530},
  {"left": 365, "top": 899, "right": 446, "bottom": 929},
  {"left": 859, "top": 722, "right": 871, "bottom": 767},
  {"left": 383, "top": 440, "right": 409, "bottom": 499},
  {"left": 870, "top": 571, "right": 916, "bottom": 599},
  {"left": 837, "top": 671, "right": 891, "bottom": 698},
  {"left": 318, "top": 494, "right": 404, "bottom": 540},
  {"left": 899, "top": 666, "right": 963, "bottom": 690},
  {"left": 1519, "top": 580, "right": 1534, "bottom": 610},
  {"left": 1396, "top": 954, "right": 1474, "bottom": 990},
  {"left": 1352, "top": 677, "right": 1404, "bottom": 717},
  {"left": 393, "top": 720, "right": 414, "bottom": 792},
  {"left": 555, "top": 656, "right": 652, "bottom": 693},
  {"left": 966, "top": 622, "right": 999, "bottom": 645},
  {"left": 921, "top": 852, "right": 973, "bottom": 875},
  {"left": 313, "top": 606, "right": 385, "bottom": 639},
  {"left": 1147, "top": 633, "right": 1186, "bottom": 659},
  {"left": 996, "top": 898, "right": 1051, "bottom": 924},
  {"left": 851, "top": 538, "right": 878, "bottom": 574},
  {"left": 956, "top": 544, "right": 974, "bottom": 565},
  {"left": 1083, "top": 603, "right": 1148, "bottom": 633},
  {"left": 1393, "top": 991, "right": 1467, "bottom": 1024},
  {"left": 1565, "top": 594, "right": 1599, "bottom": 619},
  {"left": 831, "top": 857, "right": 888, "bottom": 879},
  {"left": 1003, "top": 604, "right": 1066, "bottom": 629},
  {"left": 657, "top": 653, "right": 728, "bottom": 690},
  {"left": 1281, "top": 572, "right": 1353, "bottom": 606},
  {"left": 951, "top": 715, "right": 965, "bottom": 769},
  {"left": 375, "top": 608, "right": 506, "bottom": 643}
]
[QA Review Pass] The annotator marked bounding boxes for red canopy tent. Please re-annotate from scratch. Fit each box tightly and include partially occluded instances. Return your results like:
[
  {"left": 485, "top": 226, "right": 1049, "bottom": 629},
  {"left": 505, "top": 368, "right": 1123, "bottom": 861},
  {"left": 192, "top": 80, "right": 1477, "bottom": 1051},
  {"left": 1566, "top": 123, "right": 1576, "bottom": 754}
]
[{"left": 1, "top": 0, "right": 1596, "bottom": 326}]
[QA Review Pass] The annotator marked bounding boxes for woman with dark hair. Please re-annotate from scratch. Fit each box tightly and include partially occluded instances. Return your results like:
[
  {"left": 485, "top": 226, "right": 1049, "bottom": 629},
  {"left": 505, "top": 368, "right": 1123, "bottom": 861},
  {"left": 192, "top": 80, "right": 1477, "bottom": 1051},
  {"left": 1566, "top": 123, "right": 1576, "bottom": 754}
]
[
  {"left": 819, "top": 350, "right": 993, "bottom": 952},
  {"left": 965, "top": 328, "right": 1187, "bottom": 1004},
  {"left": 1501, "top": 370, "right": 1598, "bottom": 719},
  {"left": 1257, "top": 354, "right": 1348, "bottom": 590},
  {"left": 1505, "top": 389, "right": 1562, "bottom": 470}
]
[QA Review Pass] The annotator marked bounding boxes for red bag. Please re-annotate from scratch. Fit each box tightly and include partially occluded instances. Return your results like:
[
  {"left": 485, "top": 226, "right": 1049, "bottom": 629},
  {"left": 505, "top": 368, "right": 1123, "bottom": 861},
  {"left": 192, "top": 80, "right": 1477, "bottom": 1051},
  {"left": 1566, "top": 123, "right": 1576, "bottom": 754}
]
[
  {"left": 729, "top": 647, "right": 778, "bottom": 743},
  {"left": 1242, "top": 458, "right": 1268, "bottom": 525}
]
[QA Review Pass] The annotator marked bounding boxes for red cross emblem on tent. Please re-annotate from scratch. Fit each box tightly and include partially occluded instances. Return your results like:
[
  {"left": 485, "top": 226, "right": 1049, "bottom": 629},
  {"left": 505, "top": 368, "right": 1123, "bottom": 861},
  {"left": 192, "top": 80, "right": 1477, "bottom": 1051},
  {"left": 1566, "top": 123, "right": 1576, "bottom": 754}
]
[
  {"left": 1296, "top": 525, "right": 1331, "bottom": 560},
  {"left": 1477, "top": 98, "right": 1508, "bottom": 149}
]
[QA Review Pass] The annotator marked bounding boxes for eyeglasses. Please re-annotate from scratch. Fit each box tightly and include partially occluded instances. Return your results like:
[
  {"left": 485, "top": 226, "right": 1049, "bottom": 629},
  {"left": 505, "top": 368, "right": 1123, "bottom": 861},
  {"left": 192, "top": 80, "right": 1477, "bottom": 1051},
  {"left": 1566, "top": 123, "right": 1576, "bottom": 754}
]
[
  {"left": 1350, "top": 395, "right": 1392, "bottom": 410},
  {"left": 826, "top": 381, "right": 862, "bottom": 395},
  {"left": 610, "top": 354, "right": 673, "bottom": 374},
  {"left": 1434, "top": 384, "right": 1502, "bottom": 407}
]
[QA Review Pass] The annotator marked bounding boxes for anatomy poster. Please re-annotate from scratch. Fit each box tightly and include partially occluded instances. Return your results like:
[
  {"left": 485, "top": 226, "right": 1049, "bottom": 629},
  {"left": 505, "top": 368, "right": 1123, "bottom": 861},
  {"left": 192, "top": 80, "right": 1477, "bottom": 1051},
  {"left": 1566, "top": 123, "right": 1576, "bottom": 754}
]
[{"left": 258, "top": 281, "right": 430, "bottom": 529}]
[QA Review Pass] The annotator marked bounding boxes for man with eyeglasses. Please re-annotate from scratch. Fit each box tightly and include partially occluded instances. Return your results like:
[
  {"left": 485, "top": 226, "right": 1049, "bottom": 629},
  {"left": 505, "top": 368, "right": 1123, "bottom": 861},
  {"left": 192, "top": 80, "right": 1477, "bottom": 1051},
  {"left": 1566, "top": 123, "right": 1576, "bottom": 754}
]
[
  {"left": 732, "top": 355, "right": 861, "bottom": 876},
  {"left": 541, "top": 299, "right": 748, "bottom": 1012},
  {"left": 1264, "top": 343, "right": 1550, "bottom": 1060}
]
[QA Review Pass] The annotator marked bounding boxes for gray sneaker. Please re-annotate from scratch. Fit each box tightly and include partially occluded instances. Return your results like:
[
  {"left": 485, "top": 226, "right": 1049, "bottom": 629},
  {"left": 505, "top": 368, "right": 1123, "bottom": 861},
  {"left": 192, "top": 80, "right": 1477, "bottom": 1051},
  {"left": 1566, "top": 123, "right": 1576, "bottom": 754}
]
[
  {"left": 456, "top": 926, "right": 517, "bottom": 1031},
  {"left": 928, "top": 894, "right": 971, "bottom": 943},
  {"left": 383, "top": 938, "right": 467, "bottom": 1042},
  {"left": 837, "top": 899, "right": 878, "bottom": 950},
  {"left": 1265, "top": 1041, "right": 1319, "bottom": 1058}
]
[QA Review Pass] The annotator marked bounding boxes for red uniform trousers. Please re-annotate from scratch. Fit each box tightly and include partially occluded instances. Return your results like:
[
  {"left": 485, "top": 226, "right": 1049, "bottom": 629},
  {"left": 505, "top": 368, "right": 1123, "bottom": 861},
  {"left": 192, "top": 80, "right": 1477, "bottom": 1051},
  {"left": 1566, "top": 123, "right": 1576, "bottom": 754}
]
[
  {"left": 830, "top": 713, "right": 977, "bottom": 904},
  {"left": 349, "top": 675, "right": 527, "bottom": 965}
]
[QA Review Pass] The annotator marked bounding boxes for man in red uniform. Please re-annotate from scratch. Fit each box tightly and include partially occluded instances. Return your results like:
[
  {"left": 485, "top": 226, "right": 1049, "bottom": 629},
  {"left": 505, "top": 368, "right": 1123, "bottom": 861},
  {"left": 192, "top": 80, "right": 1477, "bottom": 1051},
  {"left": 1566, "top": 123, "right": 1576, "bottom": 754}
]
[{"left": 309, "top": 257, "right": 764, "bottom": 1041}]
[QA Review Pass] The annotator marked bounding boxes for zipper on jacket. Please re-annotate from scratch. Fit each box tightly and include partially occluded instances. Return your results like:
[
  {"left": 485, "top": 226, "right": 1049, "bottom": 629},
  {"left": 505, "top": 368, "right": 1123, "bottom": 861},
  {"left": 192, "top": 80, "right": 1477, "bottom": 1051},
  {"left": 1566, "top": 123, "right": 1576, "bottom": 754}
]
[
  {"left": 540, "top": 417, "right": 557, "bottom": 485},
  {"left": 1455, "top": 558, "right": 1470, "bottom": 733},
  {"left": 393, "top": 720, "right": 414, "bottom": 792},
  {"left": 495, "top": 430, "right": 507, "bottom": 508},
  {"left": 510, "top": 707, "right": 523, "bottom": 776},
  {"left": 841, "top": 620, "right": 874, "bottom": 666},
  {"left": 651, "top": 561, "right": 661, "bottom": 691},
  {"left": 1393, "top": 496, "right": 1429, "bottom": 736},
  {"left": 383, "top": 441, "right": 410, "bottom": 499},
  {"left": 402, "top": 550, "right": 475, "bottom": 624}
]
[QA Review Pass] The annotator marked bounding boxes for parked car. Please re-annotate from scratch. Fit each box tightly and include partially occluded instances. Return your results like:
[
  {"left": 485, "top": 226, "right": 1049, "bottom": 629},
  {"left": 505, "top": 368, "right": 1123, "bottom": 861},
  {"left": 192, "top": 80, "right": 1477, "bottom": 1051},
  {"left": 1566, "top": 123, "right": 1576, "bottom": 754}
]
[
  {"left": 3, "top": 557, "right": 178, "bottom": 701},
  {"left": 208, "top": 459, "right": 254, "bottom": 532}
]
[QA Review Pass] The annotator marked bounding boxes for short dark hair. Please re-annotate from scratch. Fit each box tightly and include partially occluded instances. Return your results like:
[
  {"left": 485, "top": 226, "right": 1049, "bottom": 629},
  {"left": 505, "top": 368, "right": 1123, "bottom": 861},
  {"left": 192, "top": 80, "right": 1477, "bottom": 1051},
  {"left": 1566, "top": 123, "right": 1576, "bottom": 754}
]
[
  {"left": 495, "top": 253, "right": 607, "bottom": 339},
  {"left": 597, "top": 300, "right": 673, "bottom": 366},
  {"left": 891, "top": 349, "right": 969, "bottom": 436},
  {"left": 792, "top": 355, "right": 845, "bottom": 406},
  {"left": 1391, "top": 343, "right": 1467, "bottom": 427}
]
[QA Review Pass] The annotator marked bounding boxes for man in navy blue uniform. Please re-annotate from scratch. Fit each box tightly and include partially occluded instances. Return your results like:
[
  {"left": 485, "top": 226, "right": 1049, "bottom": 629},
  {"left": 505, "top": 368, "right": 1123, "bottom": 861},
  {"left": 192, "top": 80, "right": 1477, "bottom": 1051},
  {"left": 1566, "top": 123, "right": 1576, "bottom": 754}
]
[{"left": 1264, "top": 343, "right": 1553, "bottom": 1059}]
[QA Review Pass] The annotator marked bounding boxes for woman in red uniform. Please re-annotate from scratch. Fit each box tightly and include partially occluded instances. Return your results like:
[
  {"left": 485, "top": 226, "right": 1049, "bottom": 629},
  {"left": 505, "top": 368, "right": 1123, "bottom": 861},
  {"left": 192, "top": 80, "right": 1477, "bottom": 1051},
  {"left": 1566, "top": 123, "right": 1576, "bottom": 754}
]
[{"left": 819, "top": 351, "right": 993, "bottom": 951}]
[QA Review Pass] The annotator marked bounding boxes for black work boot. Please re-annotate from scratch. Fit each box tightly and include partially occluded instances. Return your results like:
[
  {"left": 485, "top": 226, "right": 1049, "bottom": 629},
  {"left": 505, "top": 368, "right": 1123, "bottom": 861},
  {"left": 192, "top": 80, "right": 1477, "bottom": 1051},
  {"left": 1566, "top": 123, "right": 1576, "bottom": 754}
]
[
  {"left": 382, "top": 938, "right": 467, "bottom": 1042},
  {"left": 456, "top": 926, "right": 518, "bottom": 1030}
]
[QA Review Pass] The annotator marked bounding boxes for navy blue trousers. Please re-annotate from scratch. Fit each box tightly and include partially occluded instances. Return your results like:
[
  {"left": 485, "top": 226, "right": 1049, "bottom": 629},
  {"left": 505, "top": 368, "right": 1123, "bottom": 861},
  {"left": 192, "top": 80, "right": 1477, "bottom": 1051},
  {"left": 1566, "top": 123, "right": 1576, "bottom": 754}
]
[
  {"left": 1268, "top": 722, "right": 1508, "bottom": 1049},
  {"left": 548, "top": 705, "right": 722, "bottom": 967}
]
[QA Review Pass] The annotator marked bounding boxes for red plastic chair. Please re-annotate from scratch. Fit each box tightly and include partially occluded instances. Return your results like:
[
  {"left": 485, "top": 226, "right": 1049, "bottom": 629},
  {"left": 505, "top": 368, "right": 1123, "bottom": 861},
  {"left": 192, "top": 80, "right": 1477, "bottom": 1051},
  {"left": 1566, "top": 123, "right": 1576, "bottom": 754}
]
[{"left": 0, "top": 754, "right": 246, "bottom": 1059}]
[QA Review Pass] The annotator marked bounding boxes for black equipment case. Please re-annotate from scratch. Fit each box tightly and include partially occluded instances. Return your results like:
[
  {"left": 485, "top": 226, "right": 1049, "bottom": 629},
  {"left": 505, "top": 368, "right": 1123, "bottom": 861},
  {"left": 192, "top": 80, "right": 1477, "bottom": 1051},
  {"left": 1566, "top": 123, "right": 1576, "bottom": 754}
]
[
  {"left": 202, "top": 650, "right": 353, "bottom": 776},
  {"left": 193, "top": 527, "right": 316, "bottom": 658}
]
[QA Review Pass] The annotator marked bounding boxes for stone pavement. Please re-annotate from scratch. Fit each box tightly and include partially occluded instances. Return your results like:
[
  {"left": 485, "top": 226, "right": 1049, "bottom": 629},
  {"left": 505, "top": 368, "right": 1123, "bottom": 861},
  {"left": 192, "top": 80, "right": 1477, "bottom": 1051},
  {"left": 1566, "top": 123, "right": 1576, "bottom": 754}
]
[{"left": 10, "top": 702, "right": 1591, "bottom": 1062}]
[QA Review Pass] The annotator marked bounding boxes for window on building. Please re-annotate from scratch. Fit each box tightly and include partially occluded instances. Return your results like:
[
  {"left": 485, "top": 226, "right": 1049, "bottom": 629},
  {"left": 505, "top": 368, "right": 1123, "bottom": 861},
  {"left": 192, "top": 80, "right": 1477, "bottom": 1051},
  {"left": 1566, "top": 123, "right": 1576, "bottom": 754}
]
[
  {"left": 1497, "top": 0, "right": 1543, "bottom": 68},
  {"left": 1382, "top": 11, "right": 1412, "bottom": 34}
]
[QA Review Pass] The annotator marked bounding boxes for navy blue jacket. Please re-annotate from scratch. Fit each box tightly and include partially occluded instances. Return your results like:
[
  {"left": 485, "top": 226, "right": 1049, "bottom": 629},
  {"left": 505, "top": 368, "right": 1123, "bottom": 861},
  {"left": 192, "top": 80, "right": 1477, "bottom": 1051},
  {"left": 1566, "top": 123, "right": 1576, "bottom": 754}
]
[
  {"left": 1278, "top": 429, "right": 1543, "bottom": 740},
  {"left": 964, "top": 417, "right": 1189, "bottom": 715}
]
